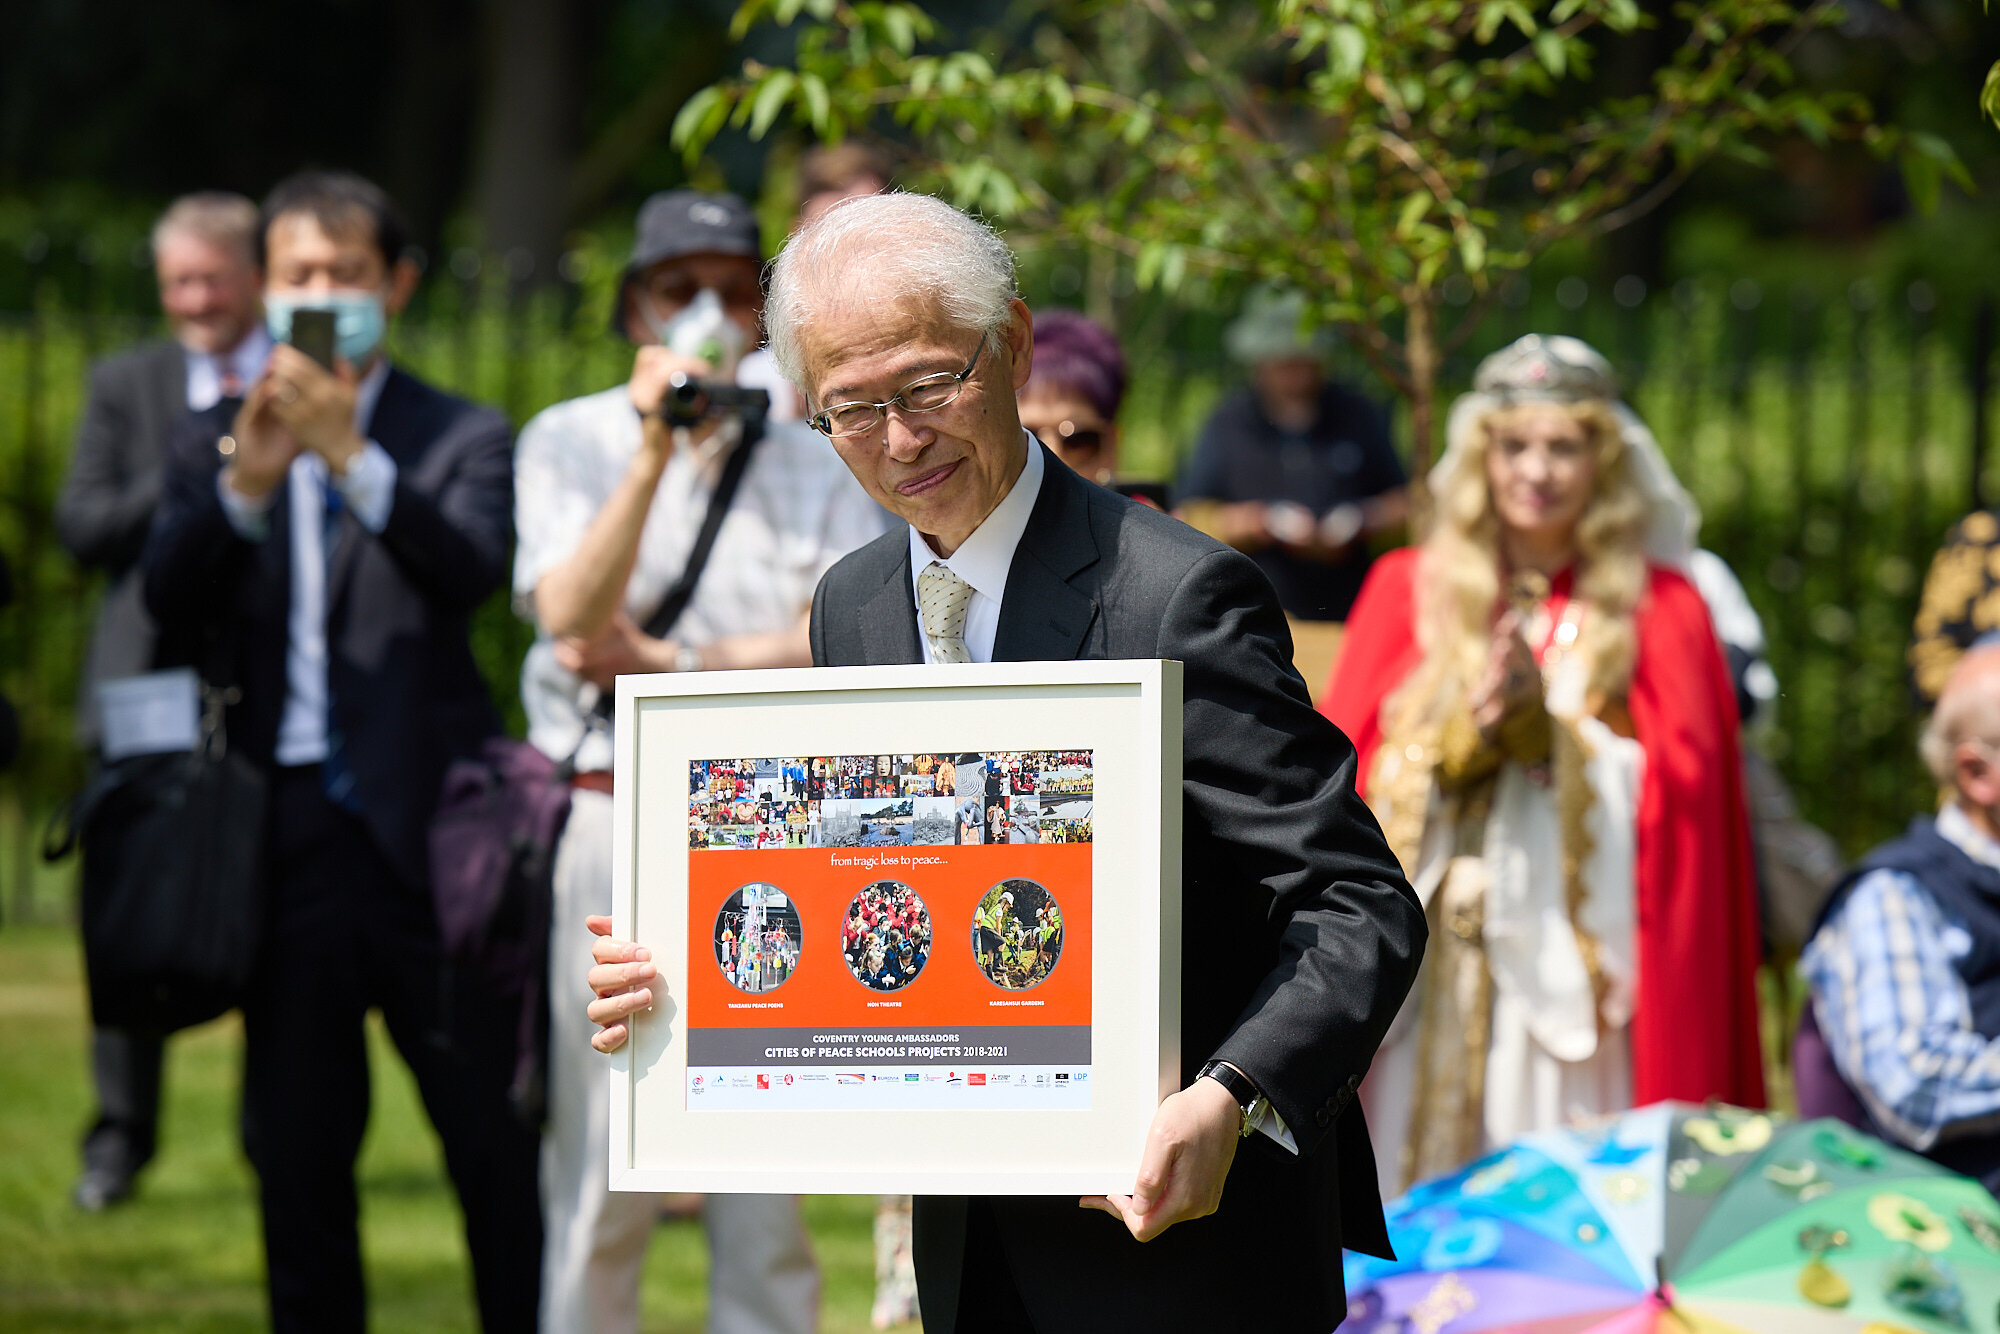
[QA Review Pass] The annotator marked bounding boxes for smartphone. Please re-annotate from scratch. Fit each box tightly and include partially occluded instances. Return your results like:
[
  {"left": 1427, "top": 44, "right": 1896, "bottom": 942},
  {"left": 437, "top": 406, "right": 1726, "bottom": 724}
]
[{"left": 289, "top": 308, "right": 337, "bottom": 370}]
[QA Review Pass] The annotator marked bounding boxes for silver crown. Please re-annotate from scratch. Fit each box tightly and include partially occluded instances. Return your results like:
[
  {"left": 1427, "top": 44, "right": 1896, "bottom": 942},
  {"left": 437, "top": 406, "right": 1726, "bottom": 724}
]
[{"left": 1471, "top": 333, "right": 1619, "bottom": 403}]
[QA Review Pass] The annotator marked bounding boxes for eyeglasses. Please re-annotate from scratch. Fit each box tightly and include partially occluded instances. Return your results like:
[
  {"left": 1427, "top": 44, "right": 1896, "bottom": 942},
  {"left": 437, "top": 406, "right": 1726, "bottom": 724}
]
[
  {"left": 1049, "top": 421, "right": 1106, "bottom": 454},
  {"left": 810, "top": 340, "right": 986, "bottom": 438}
]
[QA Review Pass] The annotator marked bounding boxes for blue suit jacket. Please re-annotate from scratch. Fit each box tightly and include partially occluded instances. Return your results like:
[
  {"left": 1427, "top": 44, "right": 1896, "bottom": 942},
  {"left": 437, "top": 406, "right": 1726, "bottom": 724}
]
[{"left": 141, "top": 366, "right": 513, "bottom": 891}]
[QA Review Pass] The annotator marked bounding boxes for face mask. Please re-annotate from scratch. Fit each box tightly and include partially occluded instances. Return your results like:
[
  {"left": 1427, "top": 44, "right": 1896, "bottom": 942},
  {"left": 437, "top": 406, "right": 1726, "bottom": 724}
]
[
  {"left": 642, "top": 287, "right": 747, "bottom": 377},
  {"left": 266, "top": 290, "right": 388, "bottom": 366}
]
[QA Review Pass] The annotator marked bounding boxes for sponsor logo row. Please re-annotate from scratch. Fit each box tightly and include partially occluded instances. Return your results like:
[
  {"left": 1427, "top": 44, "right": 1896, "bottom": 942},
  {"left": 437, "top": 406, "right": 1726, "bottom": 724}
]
[{"left": 691, "top": 1069, "right": 1088, "bottom": 1094}]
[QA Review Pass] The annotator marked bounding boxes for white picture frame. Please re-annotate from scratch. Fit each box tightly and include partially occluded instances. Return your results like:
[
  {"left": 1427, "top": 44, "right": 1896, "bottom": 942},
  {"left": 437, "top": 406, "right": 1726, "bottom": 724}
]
[{"left": 607, "top": 659, "right": 1182, "bottom": 1196}]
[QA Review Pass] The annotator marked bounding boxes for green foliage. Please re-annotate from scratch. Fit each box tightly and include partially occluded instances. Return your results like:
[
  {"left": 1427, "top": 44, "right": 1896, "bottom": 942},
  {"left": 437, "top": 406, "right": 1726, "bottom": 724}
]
[
  {"left": 1898, "top": 130, "right": 1979, "bottom": 216},
  {"left": 1603, "top": 290, "right": 1963, "bottom": 854},
  {"left": 671, "top": 0, "right": 1962, "bottom": 470}
]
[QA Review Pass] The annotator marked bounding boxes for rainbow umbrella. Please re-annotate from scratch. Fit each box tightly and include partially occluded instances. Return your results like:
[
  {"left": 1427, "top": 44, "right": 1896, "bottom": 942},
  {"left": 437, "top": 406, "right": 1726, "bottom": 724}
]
[{"left": 1343, "top": 1102, "right": 2000, "bottom": 1332}]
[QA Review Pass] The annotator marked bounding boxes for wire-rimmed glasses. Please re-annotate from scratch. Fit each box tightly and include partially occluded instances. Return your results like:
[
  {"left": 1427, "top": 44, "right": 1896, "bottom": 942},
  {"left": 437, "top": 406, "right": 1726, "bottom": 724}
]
[{"left": 809, "top": 339, "right": 986, "bottom": 438}]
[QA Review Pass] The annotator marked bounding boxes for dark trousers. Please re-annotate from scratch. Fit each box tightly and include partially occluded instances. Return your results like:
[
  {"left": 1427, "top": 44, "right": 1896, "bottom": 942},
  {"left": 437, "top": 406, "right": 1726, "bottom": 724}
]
[
  {"left": 951, "top": 1199, "right": 1038, "bottom": 1333},
  {"left": 242, "top": 767, "right": 541, "bottom": 1334},
  {"left": 918, "top": 1135, "right": 1347, "bottom": 1334},
  {"left": 80, "top": 1026, "right": 164, "bottom": 1176}
]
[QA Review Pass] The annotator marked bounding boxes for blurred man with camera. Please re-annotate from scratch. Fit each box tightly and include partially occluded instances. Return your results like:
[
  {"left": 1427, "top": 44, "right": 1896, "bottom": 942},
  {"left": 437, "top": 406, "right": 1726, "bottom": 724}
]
[
  {"left": 56, "top": 191, "right": 271, "bottom": 1212},
  {"left": 514, "top": 188, "right": 884, "bottom": 1334},
  {"left": 142, "top": 170, "right": 536, "bottom": 1333}
]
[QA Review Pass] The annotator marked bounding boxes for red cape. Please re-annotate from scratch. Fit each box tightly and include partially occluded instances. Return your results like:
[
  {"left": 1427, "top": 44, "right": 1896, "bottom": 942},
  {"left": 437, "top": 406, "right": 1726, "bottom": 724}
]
[{"left": 1322, "top": 547, "right": 1766, "bottom": 1108}]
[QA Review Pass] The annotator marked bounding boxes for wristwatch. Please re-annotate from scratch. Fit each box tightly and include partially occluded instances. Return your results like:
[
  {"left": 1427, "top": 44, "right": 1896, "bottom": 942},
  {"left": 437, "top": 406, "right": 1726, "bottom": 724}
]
[{"left": 1197, "top": 1059, "right": 1269, "bottom": 1139}]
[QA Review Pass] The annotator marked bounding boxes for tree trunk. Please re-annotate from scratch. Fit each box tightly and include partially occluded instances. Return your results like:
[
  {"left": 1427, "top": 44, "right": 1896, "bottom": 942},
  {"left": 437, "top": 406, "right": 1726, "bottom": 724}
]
[
  {"left": 564, "top": 17, "right": 732, "bottom": 224},
  {"left": 379, "top": 0, "right": 478, "bottom": 265},
  {"left": 468, "top": 0, "right": 580, "bottom": 287},
  {"left": 1405, "top": 293, "right": 1439, "bottom": 536}
]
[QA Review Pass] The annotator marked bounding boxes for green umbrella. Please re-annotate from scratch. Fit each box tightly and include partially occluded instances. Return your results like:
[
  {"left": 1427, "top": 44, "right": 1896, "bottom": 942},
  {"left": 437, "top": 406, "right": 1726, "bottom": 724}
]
[
  {"left": 1673, "top": 1115, "right": 2000, "bottom": 1328},
  {"left": 1345, "top": 1103, "right": 2000, "bottom": 1332}
]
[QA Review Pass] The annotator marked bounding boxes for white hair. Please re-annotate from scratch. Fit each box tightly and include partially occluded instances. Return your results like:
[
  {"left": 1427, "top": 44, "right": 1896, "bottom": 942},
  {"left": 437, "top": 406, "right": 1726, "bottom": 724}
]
[
  {"left": 152, "top": 191, "right": 259, "bottom": 266},
  {"left": 1922, "top": 644, "right": 2000, "bottom": 789},
  {"left": 764, "top": 191, "right": 1018, "bottom": 394}
]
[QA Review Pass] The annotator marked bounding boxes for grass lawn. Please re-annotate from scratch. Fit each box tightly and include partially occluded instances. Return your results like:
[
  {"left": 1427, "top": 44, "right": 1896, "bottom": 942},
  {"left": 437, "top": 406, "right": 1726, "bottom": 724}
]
[{"left": 0, "top": 925, "right": 895, "bottom": 1333}]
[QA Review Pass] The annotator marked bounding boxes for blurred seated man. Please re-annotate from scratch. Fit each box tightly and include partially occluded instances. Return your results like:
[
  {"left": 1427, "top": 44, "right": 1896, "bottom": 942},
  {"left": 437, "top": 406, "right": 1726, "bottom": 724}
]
[
  {"left": 1800, "top": 643, "right": 2000, "bottom": 1192},
  {"left": 1173, "top": 287, "right": 1406, "bottom": 622}
]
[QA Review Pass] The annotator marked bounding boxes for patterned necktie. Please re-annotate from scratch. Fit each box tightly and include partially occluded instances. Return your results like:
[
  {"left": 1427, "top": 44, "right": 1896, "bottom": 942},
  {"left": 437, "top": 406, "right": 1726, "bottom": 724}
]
[{"left": 916, "top": 562, "right": 975, "bottom": 664}]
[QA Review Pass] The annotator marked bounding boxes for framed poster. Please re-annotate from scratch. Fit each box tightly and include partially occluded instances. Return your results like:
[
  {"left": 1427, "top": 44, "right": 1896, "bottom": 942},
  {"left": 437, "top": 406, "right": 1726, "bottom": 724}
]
[{"left": 607, "top": 659, "right": 1182, "bottom": 1196}]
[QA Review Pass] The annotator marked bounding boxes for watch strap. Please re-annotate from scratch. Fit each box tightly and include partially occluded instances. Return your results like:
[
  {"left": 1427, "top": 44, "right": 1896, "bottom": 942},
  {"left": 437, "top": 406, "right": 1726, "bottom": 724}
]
[{"left": 1197, "top": 1059, "right": 1266, "bottom": 1138}]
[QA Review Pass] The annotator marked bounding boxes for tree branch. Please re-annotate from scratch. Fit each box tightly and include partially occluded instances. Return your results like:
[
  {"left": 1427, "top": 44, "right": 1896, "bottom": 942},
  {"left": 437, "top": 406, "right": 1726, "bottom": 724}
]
[
  {"left": 1579, "top": 155, "right": 1701, "bottom": 235},
  {"left": 1133, "top": 0, "right": 1278, "bottom": 142},
  {"left": 1372, "top": 126, "right": 1478, "bottom": 258}
]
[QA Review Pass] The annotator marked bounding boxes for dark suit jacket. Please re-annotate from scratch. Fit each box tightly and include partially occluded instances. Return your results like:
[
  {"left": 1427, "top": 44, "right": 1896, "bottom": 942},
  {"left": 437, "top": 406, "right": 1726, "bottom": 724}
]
[
  {"left": 141, "top": 366, "right": 513, "bottom": 891},
  {"left": 56, "top": 339, "right": 189, "bottom": 744},
  {"left": 810, "top": 445, "right": 1425, "bottom": 1333}
]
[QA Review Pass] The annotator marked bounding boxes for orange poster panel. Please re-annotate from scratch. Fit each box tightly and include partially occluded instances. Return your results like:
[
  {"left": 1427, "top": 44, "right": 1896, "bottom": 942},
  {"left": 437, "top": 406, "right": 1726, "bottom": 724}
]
[
  {"left": 685, "top": 841, "right": 1092, "bottom": 1031},
  {"left": 682, "top": 750, "right": 1094, "bottom": 1038}
]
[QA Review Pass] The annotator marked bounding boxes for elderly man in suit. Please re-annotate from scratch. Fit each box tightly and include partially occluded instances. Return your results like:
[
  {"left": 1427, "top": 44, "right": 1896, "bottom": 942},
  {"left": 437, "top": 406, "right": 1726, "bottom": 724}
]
[
  {"left": 57, "top": 190, "right": 270, "bottom": 1212},
  {"left": 586, "top": 192, "right": 1424, "bottom": 1333},
  {"left": 142, "top": 170, "right": 538, "bottom": 1333}
]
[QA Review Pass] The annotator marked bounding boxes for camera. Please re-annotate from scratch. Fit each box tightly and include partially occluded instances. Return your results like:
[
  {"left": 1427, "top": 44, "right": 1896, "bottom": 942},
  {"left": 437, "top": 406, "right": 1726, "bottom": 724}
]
[{"left": 657, "top": 373, "right": 770, "bottom": 428}]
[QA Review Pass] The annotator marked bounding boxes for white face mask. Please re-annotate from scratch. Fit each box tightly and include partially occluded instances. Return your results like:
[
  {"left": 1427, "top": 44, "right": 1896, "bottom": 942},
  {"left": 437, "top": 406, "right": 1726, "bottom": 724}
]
[{"left": 643, "top": 287, "right": 747, "bottom": 378}]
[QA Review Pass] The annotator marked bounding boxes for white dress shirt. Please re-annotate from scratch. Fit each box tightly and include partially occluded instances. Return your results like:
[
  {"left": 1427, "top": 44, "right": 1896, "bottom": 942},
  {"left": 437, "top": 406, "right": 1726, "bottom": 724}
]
[
  {"left": 215, "top": 359, "right": 396, "bottom": 765},
  {"left": 897, "top": 435, "right": 1295, "bottom": 1151},
  {"left": 905, "top": 433, "right": 1045, "bottom": 664},
  {"left": 185, "top": 326, "right": 274, "bottom": 412}
]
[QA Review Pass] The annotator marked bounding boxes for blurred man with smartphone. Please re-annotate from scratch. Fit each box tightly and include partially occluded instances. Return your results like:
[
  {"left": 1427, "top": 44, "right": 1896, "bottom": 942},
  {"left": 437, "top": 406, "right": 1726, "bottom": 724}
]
[
  {"left": 142, "top": 171, "right": 536, "bottom": 1334},
  {"left": 57, "top": 191, "right": 269, "bottom": 1213}
]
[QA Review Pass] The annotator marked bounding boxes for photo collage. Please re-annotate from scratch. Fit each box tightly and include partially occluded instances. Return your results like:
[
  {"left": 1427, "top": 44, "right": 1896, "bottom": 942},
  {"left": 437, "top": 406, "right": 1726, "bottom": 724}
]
[
  {"left": 688, "top": 750, "right": 1093, "bottom": 851},
  {"left": 691, "top": 751, "right": 1089, "bottom": 998}
]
